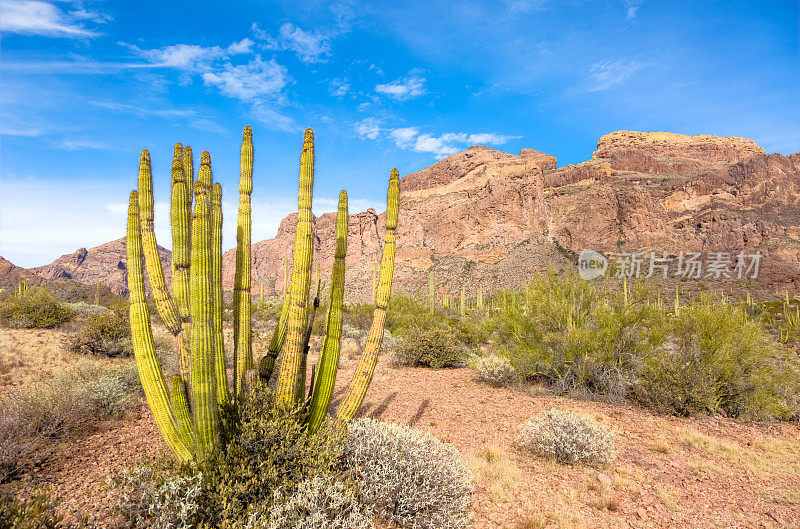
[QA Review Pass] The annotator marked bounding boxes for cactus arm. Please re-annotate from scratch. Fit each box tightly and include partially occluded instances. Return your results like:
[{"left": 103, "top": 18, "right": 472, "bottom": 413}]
[
  {"left": 138, "top": 150, "right": 182, "bottom": 335},
  {"left": 211, "top": 183, "right": 228, "bottom": 403},
  {"left": 171, "top": 375, "right": 195, "bottom": 454},
  {"left": 171, "top": 145, "right": 192, "bottom": 323},
  {"left": 127, "top": 191, "right": 192, "bottom": 462},
  {"left": 259, "top": 290, "right": 290, "bottom": 382},
  {"left": 308, "top": 190, "right": 348, "bottom": 433},
  {"left": 460, "top": 280, "right": 466, "bottom": 319},
  {"left": 297, "top": 265, "right": 321, "bottom": 401},
  {"left": 190, "top": 155, "right": 219, "bottom": 459},
  {"left": 276, "top": 128, "right": 315, "bottom": 405},
  {"left": 233, "top": 126, "right": 254, "bottom": 396},
  {"left": 335, "top": 169, "right": 399, "bottom": 423}
]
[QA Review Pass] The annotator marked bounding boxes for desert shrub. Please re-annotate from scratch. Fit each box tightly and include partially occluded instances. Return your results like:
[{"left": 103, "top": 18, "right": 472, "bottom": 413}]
[
  {"left": 344, "top": 302, "right": 375, "bottom": 331},
  {"left": 637, "top": 296, "right": 800, "bottom": 420},
  {"left": 0, "top": 363, "right": 141, "bottom": 482},
  {"left": 66, "top": 301, "right": 109, "bottom": 317},
  {"left": 473, "top": 354, "right": 517, "bottom": 386},
  {"left": 113, "top": 464, "right": 203, "bottom": 529},
  {"left": 195, "top": 385, "right": 347, "bottom": 527},
  {"left": 253, "top": 299, "right": 285, "bottom": 323},
  {"left": 484, "top": 271, "right": 665, "bottom": 397},
  {"left": 65, "top": 309, "right": 133, "bottom": 357},
  {"left": 0, "top": 286, "right": 75, "bottom": 329},
  {"left": 266, "top": 475, "right": 373, "bottom": 529},
  {"left": 0, "top": 486, "right": 63, "bottom": 529},
  {"left": 391, "top": 323, "right": 468, "bottom": 368},
  {"left": 518, "top": 408, "right": 615, "bottom": 465},
  {"left": 345, "top": 418, "right": 473, "bottom": 529}
]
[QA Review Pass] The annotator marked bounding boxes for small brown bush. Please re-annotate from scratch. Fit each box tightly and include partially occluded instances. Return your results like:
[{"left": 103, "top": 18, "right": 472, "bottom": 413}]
[
  {"left": 65, "top": 309, "right": 132, "bottom": 357},
  {"left": 391, "top": 324, "right": 467, "bottom": 368}
]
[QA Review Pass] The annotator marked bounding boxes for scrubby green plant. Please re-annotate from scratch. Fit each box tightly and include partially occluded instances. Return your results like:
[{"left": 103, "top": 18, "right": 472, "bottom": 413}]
[
  {"left": 66, "top": 309, "right": 133, "bottom": 357},
  {"left": 485, "top": 270, "right": 665, "bottom": 397},
  {"left": 391, "top": 323, "right": 468, "bottom": 368},
  {"left": 0, "top": 485, "right": 63, "bottom": 529},
  {"left": 345, "top": 418, "right": 473, "bottom": 529},
  {"left": 637, "top": 295, "right": 800, "bottom": 420},
  {"left": 518, "top": 408, "right": 615, "bottom": 465},
  {"left": 0, "top": 286, "right": 75, "bottom": 329}
]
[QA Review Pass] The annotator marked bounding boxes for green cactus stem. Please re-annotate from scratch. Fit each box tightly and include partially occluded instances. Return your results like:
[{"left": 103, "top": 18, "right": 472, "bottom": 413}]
[
  {"left": 335, "top": 168, "right": 399, "bottom": 423},
  {"left": 211, "top": 183, "right": 227, "bottom": 403},
  {"left": 233, "top": 126, "right": 254, "bottom": 396},
  {"left": 127, "top": 190, "right": 192, "bottom": 462},
  {"left": 460, "top": 280, "right": 466, "bottom": 319},
  {"left": 308, "top": 190, "right": 348, "bottom": 433},
  {"left": 428, "top": 271, "right": 435, "bottom": 315},
  {"left": 275, "top": 128, "right": 315, "bottom": 406},
  {"left": 477, "top": 285, "right": 484, "bottom": 311}
]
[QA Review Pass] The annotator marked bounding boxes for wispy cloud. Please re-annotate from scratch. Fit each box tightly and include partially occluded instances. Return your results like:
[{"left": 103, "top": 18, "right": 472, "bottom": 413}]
[
  {"left": 329, "top": 78, "right": 350, "bottom": 97},
  {"left": 253, "top": 22, "right": 331, "bottom": 63},
  {"left": 202, "top": 57, "right": 289, "bottom": 101},
  {"left": 354, "top": 118, "right": 381, "bottom": 140},
  {"left": 625, "top": 0, "right": 645, "bottom": 20},
  {"left": 375, "top": 75, "right": 427, "bottom": 101},
  {"left": 385, "top": 127, "right": 519, "bottom": 158},
  {"left": 0, "top": 0, "right": 107, "bottom": 38},
  {"left": 503, "top": 0, "right": 548, "bottom": 13},
  {"left": 588, "top": 58, "right": 648, "bottom": 91},
  {"left": 59, "top": 138, "right": 113, "bottom": 151},
  {"left": 124, "top": 39, "right": 293, "bottom": 130}
]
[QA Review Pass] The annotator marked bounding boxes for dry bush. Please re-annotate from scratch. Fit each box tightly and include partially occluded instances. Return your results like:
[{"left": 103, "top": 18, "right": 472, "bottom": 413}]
[
  {"left": 346, "top": 418, "right": 473, "bottom": 529},
  {"left": 65, "top": 309, "right": 132, "bottom": 358},
  {"left": 518, "top": 408, "right": 615, "bottom": 465},
  {"left": 473, "top": 354, "right": 517, "bottom": 386},
  {"left": 267, "top": 475, "right": 374, "bottom": 529}
]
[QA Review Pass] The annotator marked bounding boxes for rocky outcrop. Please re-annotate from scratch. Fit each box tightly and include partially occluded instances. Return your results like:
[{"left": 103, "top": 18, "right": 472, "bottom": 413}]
[
  {"left": 15, "top": 131, "right": 800, "bottom": 298},
  {"left": 29, "top": 238, "right": 171, "bottom": 295}
]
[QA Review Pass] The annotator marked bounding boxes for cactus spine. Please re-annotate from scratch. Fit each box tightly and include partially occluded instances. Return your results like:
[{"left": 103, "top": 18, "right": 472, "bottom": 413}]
[
  {"left": 211, "top": 183, "right": 227, "bottom": 402},
  {"left": 233, "top": 127, "right": 254, "bottom": 396},
  {"left": 336, "top": 168, "right": 399, "bottom": 423}
]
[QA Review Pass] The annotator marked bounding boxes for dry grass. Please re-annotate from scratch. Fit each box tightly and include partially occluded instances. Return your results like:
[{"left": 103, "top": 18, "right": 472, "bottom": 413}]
[{"left": 467, "top": 441, "right": 521, "bottom": 503}]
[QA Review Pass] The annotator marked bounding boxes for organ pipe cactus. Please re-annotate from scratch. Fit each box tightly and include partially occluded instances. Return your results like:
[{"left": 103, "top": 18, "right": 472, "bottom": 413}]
[
  {"left": 428, "top": 271, "right": 435, "bottom": 315},
  {"left": 127, "top": 126, "right": 399, "bottom": 463}
]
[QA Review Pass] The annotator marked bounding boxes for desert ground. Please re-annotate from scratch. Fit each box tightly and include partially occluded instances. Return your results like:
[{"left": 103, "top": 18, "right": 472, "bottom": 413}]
[{"left": 2, "top": 325, "right": 798, "bottom": 529}]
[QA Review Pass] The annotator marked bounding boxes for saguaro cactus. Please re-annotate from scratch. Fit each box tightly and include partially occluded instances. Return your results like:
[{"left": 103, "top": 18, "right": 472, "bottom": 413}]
[
  {"left": 428, "top": 271, "right": 435, "bottom": 315},
  {"left": 128, "top": 126, "right": 400, "bottom": 463}
]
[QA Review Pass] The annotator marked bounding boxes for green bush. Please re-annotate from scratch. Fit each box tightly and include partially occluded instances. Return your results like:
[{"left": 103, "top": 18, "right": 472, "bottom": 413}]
[
  {"left": 391, "top": 323, "right": 468, "bottom": 368},
  {"left": 0, "top": 486, "right": 63, "bottom": 529},
  {"left": 485, "top": 271, "right": 665, "bottom": 397},
  {"left": 66, "top": 309, "right": 133, "bottom": 357},
  {"left": 518, "top": 408, "right": 615, "bottom": 465},
  {"left": 0, "top": 287, "right": 75, "bottom": 329},
  {"left": 637, "top": 296, "right": 800, "bottom": 420},
  {"left": 345, "top": 418, "right": 473, "bottom": 529}
]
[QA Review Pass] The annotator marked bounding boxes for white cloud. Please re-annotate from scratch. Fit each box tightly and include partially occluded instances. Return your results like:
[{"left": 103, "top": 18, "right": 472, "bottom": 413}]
[
  {"left": 60, "top": 138, "right": 112, "bottom": 151},
  {"left": 375, "top": 75, "right": 427, "bottom": 101},
  {"left": 625, "top": 0, "right": 645, "bottom": 20},
  {"left": 0, "top": 0, "right": 105, "bottom": 38},
  {"left": 253, "top": 22, "right": 331, "bottom": 63},
  {"left": 202, "top": 57, "right": 289, "bottom": 101},
  {"left": 386, "top": 127, "right": 519, "bottom": 158},
  {"left": 588, "top": 59, "right": 647, "bottom": 91},
  {"left": 125, "top": 42, "right": 227, "bottom": 70},
  {"left": 251, "top": 102, "right": 297, "bottom": 132},
  {"left": 329, "top": 78, "right": 350, "bottom": 97},
  {"left": 354, "top": 118, "right": 381, "bottom": 140},
  {"left": 227, "top": 38, "right": 254, "bottom": 55}
]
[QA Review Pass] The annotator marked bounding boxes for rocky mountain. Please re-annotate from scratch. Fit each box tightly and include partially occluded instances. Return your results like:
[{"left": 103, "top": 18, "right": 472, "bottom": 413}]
[{"left": 8, "top": 130, "right": 800, "bottom": 300}]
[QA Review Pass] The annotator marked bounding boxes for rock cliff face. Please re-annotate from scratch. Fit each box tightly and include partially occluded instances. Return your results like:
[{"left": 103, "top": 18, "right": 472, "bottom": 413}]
[
  {"left": 29, "top": 238, "right": 171, "bottom": 295},
  {"left": 11, "top": 130, "right": 800, "bottom": 299}
]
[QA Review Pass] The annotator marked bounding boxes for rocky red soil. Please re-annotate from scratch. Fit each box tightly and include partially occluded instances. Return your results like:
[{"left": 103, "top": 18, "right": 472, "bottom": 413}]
[{"left": 8, "top": 350, "right": 799, "bottom": 529}]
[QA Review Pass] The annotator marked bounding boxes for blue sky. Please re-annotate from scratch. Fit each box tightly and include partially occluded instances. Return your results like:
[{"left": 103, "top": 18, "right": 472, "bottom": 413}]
[{"left": 1, "top": 0, "right": 798, "bottom": 267}]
